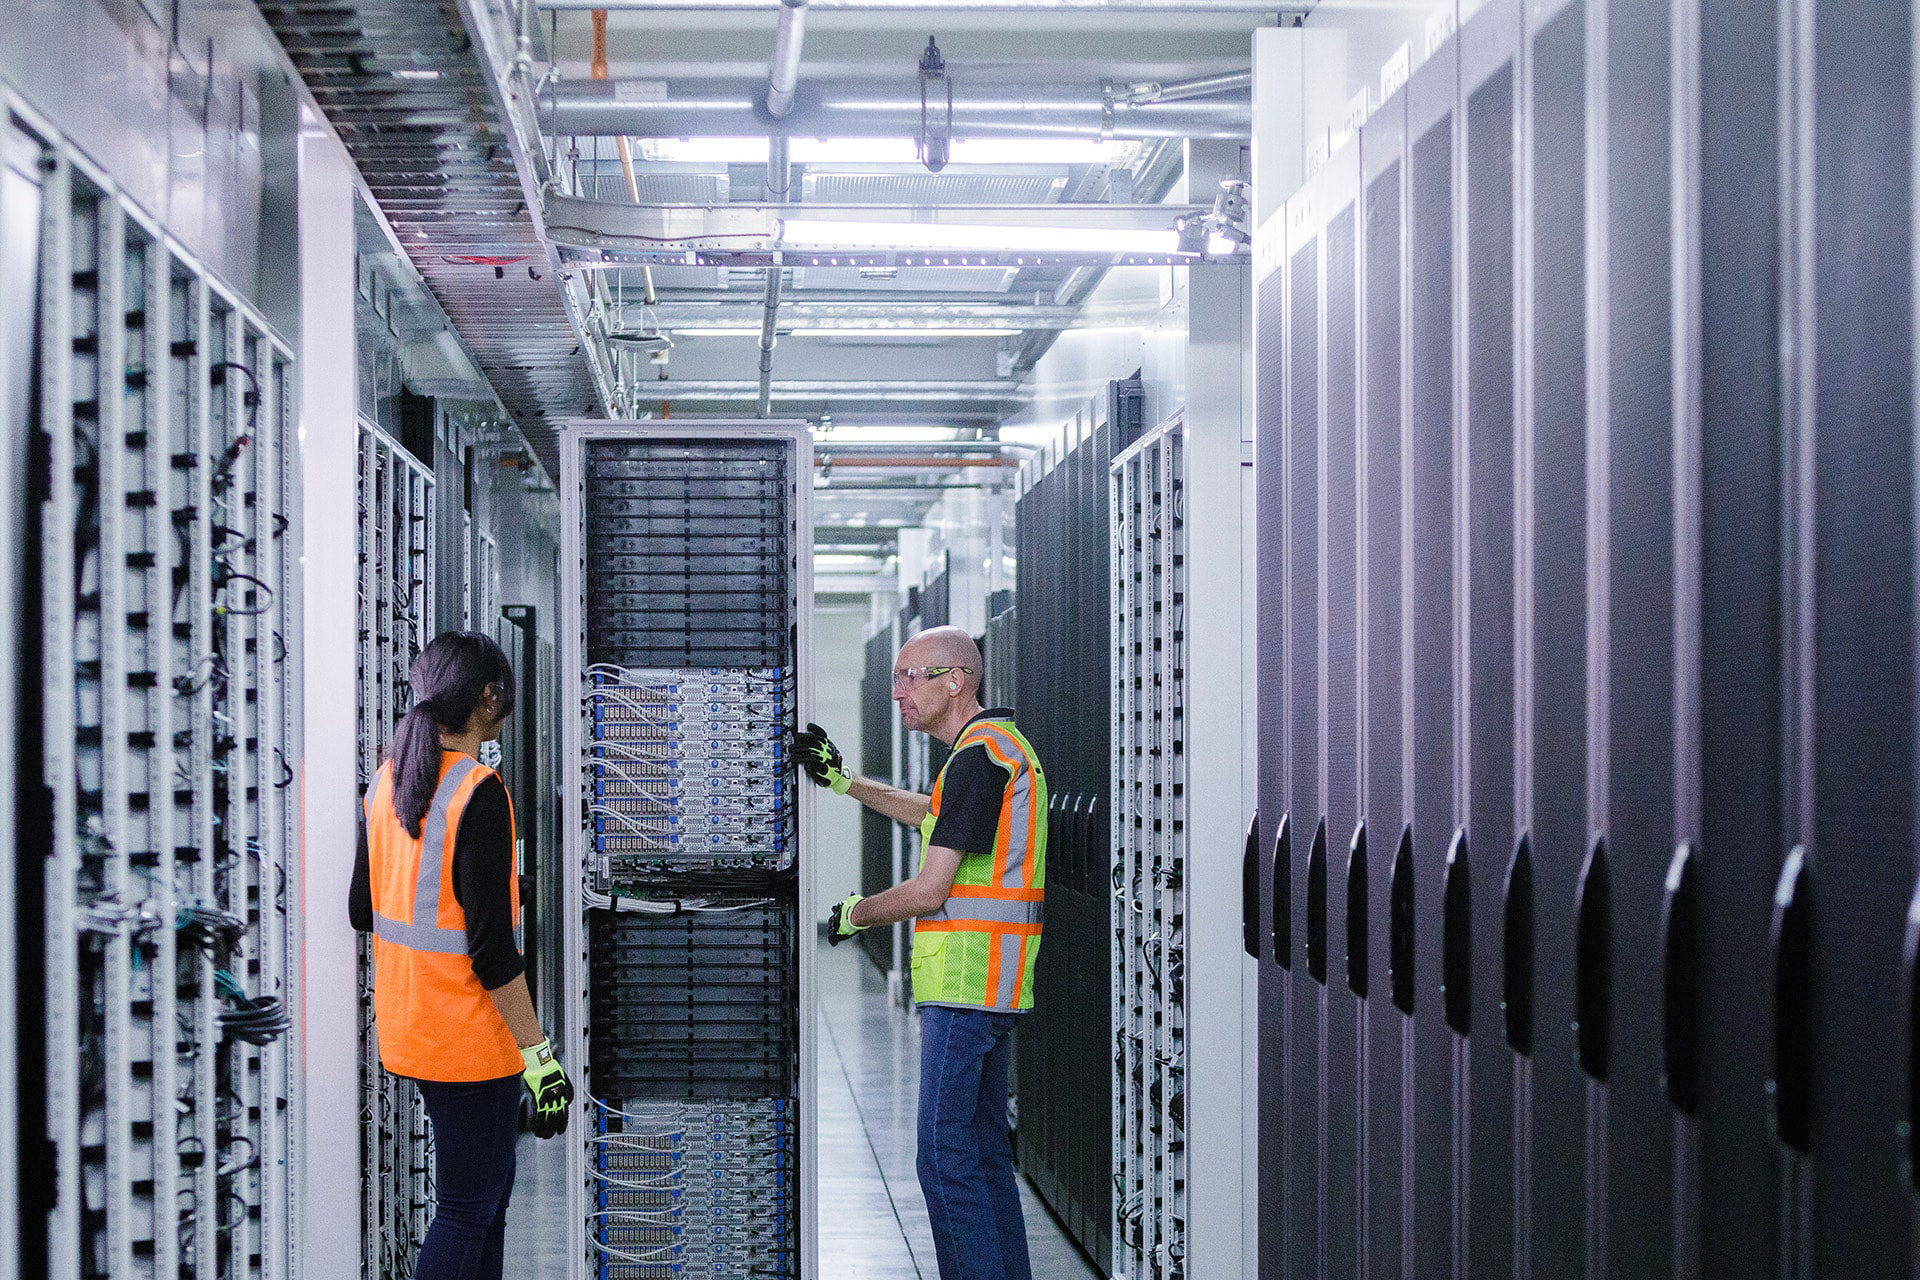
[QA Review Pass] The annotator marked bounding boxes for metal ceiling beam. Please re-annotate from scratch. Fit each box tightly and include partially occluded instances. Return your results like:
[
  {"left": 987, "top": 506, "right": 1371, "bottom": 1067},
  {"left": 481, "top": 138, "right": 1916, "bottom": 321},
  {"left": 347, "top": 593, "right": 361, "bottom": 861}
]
[
  {"left": 543, "top": 191, "right": 1224, "bottom": 264},
  {"left": 620, "top": 301, "right": 1155, "bottom": 329},
  {"left": 634, "top": 379, "right": 1023, "bottom": 401},
  {"left": 545, "top": 78, "right": 1249, "bottom": 140}
]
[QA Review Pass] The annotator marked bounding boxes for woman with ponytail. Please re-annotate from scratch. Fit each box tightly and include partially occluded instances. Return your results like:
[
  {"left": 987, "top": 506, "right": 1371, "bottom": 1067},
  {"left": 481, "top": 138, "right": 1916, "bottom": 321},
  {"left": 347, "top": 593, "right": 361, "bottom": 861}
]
[{"left": 348, "top": 631, "right": 572, "bottom": 1280}]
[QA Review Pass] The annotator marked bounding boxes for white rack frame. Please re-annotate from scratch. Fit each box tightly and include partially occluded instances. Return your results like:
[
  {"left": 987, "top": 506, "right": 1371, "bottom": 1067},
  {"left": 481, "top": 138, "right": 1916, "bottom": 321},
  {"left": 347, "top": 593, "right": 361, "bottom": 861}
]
[
  {"left": 557, "top": 419, "right": 816, "bottom": 1280},
  {"left": 18, "top": 85, "right": 303, "bottom": 1280},
  {"left": 1111, "top": 418, "right": 1189, "bottom": 1280},
  {"left": 352, "top": 419, "right": 436, "bottom": 1280}
]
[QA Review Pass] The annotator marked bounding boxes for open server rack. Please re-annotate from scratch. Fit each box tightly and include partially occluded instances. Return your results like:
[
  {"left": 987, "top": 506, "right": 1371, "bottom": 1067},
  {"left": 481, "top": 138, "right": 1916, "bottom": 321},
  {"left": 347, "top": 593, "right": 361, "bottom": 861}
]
[
  {"left": 1109, "top": 420, "right": 1187, "bottom": 1280},
  {"left": 353, "top": 421, "right": 436, "bottom": 1279},
  {"left": 560, "top": 422, "right": 814, "bottom": 1280},
  {"left": 24, "top": 96, "right": 304, "bottom": 1280}
]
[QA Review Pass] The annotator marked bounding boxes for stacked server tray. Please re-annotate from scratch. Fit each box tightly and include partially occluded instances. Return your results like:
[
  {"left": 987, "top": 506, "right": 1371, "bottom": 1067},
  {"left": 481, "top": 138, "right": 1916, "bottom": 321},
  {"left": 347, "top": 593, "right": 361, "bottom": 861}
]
[{"left": 563, "top": 425, "right": 812, "bottom": 1280}]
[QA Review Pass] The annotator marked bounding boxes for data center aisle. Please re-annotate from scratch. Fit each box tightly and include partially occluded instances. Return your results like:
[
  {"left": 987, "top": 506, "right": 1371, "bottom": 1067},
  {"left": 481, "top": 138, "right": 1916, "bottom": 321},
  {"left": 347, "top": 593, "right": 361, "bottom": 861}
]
[
  {"left": 813, "top": 942, "right": 1103, "bottom": 1280},
  {"left": 505, "top": 941, "right": 1104, "bottom": 1277}
]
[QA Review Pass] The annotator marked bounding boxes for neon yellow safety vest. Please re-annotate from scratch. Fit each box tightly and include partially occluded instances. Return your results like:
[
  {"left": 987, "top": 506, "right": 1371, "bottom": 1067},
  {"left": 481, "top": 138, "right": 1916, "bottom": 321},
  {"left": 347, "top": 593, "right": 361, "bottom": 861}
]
[{"left": 911, "top": 716, "right": 1048, "bottom": 1011}]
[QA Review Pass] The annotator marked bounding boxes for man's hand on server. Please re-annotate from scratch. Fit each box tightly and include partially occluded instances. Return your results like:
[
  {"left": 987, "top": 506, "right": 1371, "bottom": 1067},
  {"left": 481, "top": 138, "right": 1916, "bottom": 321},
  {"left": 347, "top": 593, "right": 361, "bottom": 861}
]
[{"left": 794, "top": 722, "right": 851, "bottom": 794}]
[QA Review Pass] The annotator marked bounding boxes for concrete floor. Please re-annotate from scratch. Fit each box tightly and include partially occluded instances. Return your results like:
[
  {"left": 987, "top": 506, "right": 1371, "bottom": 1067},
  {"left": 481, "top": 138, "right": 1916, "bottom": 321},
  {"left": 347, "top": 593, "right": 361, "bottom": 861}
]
[{"left": 502, "top": 941, "right": 1104, "bottom": 1278}]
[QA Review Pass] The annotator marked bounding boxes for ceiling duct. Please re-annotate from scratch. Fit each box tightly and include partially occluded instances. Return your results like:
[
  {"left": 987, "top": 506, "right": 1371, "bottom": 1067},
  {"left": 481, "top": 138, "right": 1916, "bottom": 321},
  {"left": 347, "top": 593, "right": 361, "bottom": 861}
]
[{"left": 545, "top": 78, "right": 1250, "bottom": 140}]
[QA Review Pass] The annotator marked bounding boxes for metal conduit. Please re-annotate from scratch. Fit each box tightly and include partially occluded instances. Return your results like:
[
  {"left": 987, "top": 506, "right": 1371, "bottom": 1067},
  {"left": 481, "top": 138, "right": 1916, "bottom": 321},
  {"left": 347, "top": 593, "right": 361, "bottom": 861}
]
[
  {"left": 591, "top": 10, "right": 656, "bottom": 307},
  {"left": 757, "top": 136, "right": 792, "bottom": 418},
  {"left": 765, "top": 0, "right": 810, "bottom": 118},
  {"left": 1112, "top": 69, "right": 1254, "bottom": 105},
  {"left": 546, "top": 80, "right": 1249, "bottom": 140}
]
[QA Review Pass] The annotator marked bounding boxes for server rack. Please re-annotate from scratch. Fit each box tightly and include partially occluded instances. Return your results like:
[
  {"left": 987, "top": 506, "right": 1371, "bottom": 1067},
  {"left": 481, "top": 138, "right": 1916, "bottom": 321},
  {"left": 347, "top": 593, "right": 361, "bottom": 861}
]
[
  {"left": 1011, "top": 381, "right": 1140, "bottom": 1271},
  {"left": 1251, "top": 0, "right": 1920, "bottom": 1274},
  {"left": 22, "top": 95, "right": 303, "bottom": 1280},
  {"left": 1110, "top": 420, "right": 1186, "bottom": 1280},
  {"left": 353, "top": 421, "right": 436, "bottom": 1280},
  {"left": 559, "top": 422, "right": 814, "bottom": 1280},
  {"left": 857, "top": 620, "right": 898, "bottom": 979}
]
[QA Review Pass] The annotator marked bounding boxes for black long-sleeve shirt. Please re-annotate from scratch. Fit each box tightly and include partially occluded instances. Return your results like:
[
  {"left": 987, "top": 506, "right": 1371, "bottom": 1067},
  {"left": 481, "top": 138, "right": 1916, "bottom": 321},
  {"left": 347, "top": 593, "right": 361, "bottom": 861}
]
[{"left": 349, "top": 773, "right": 525, "bottom": 991}]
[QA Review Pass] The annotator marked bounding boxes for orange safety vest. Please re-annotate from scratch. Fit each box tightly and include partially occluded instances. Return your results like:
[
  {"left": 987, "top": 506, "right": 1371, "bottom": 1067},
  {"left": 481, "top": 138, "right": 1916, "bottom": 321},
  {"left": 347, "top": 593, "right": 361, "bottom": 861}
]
[
  {"left": 912, "top": 716, "right": 1047, "bottom": 1011},
  {"left": 365, "top": 753, "right": 523, "bottom": 1082}
]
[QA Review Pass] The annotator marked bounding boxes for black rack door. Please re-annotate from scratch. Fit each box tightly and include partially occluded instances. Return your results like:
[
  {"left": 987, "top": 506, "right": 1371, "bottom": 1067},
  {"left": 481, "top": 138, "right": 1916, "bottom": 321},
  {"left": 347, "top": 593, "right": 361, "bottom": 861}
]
[
  {"left": 1321, "top": 146, "right": 1365, "bottom": 1280},
  {"left": 1599, "top": 0, "right": 1680, "bottom": 1272},
  {"left": 1253, "top": 195, "right": 1292, "bottom": 1280},
  {"left": 1804, "top": 1, "right": 1915, "bottom": 1271},
  {"left": 1283, "top": 173, "right": 1326, "bottom": 1276},
  {"left": 1461, "top": 5, "right": 1521, "bottom": 1274},
  {"left": 1361, "top": 87, "right": 1409, "bottom": 1274},
  {"left": 1692, "top": 3, "right": 1786, "bottom": 1275},
  {"left": 1405, "top": 39, "right": 1460, "bottom": 1280},
  {"left": 1523, "top": 2, "right": 1592, "bottom": 1275}
]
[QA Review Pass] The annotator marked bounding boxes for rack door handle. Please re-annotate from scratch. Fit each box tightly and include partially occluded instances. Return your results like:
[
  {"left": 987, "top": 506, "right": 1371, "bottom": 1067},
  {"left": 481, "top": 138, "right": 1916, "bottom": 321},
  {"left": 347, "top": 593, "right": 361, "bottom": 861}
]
[
  {"left": 1306, "top": 817, "right": 1329, "bottom": 984},
  {"left": 1347, "top": 821, "right": 1369, "bottom": 998},
  {"left": 1272, "top": 813, "right": 1292, "bottom": 969},
  {"left": 1503, "top": 834, "right": 1534, "bottom": 1056},
  {"left": 1442, "top": 829, "right": 1471, "bottom": 1035},
  {"left": 1904, "top": 877, "right": 1920, "bottom": 1189},
  {"left": 1660, "top": 841, "right": 1700, "bottom": 1114},
  {"left": 1769, "top": 846, "right": 1812, "bottom": 1154},
  {"left": 1243, "top": 810, "right": 1261, "bottom": 959},
  {"left": 1573, "top": 835, "right": 1612, "bottom": 1081},
  {"left": 1389, "top": 825, "right": 1415, "bottom": 1014},
  {"left": 1067, "top": 794, "right": 1086, "bottom": 885}
]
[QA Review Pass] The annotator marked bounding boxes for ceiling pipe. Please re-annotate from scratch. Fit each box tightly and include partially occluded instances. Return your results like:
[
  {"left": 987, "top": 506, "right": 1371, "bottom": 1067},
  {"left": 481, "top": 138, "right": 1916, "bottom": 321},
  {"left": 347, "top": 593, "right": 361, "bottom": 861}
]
[
  {"left": 1111, "top": 68, "right": 1253, "bottom": 105},
  {"left": 590, "top": 10, "right": 656, "bottom": 307},
  {"left": 546, "top": 79, "right": 1249, "bottom": 140},
  {"left": 765, "top": 0, "right": 810, "bottom": 118},
  {"left": 757, "top": 135, "right": 792, "bottom": 418}
]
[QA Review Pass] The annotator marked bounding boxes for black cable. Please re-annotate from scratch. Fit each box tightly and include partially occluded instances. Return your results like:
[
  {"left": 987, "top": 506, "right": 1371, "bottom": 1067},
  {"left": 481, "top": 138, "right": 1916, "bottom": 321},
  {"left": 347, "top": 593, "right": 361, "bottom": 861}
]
[
  {"left": 213, "top": 569, "right": 273, "bottom": 617},
  {"left": 208, "top": 361, "right": 260, "bottom": 432}
]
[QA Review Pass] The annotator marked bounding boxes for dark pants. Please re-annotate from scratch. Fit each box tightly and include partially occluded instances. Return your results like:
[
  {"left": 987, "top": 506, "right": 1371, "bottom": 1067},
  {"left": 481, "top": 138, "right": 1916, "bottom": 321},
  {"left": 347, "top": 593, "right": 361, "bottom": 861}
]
[
  {"left": 917, "top": 1006, "right": 1033, "bottom": 1280},
  {"left": 413, "top": 1073, "right": 521, "bottom": 1280}
]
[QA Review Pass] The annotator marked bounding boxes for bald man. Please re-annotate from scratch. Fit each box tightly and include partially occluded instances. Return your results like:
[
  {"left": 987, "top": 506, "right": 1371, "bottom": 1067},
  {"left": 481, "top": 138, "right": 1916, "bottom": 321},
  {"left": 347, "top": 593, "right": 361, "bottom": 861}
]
[{"left": 795, "top": 625, "right": 1048, "bottom": 1280}]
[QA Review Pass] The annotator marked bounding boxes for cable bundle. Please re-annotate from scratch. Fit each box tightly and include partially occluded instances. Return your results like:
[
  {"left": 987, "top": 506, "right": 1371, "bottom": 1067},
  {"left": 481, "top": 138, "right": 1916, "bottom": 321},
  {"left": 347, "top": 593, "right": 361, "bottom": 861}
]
[
  {"left": 177, "top": 903, "right": 247, "bottom": 955},
  {"left": 214, "top": 969, "right": 291, "bottom": 1046}
]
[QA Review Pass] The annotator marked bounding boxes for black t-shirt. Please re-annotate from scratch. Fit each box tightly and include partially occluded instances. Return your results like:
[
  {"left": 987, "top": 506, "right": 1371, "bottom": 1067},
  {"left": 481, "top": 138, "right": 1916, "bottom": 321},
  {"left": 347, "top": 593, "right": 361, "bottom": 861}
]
[
  {"left": 927, "top": 710, "right": 1019, "bottom": 859},
  {"left": 349, "top": 771, "right": 524, "bottom": 992}
]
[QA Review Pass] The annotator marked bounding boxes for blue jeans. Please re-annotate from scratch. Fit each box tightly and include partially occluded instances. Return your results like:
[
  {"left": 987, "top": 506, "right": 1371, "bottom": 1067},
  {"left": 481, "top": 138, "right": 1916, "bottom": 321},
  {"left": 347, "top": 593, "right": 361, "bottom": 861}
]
[
  {"left": 413, "top": 1074, "right": 521, "bottom": 1280},
  {"left": 917, "top": 1006, "right": 1033, "bottom": 1280}
]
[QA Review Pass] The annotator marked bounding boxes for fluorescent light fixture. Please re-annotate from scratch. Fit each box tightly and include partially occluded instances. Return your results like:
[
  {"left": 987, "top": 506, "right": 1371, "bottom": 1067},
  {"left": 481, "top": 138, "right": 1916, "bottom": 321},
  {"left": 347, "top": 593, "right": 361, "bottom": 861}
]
[
  {"left": 806, "top": 327, "right": 1018, "bottom": 339},
  {"left": 781, "top": 219, "right": 1182, "bottom": 257},
  {"left": 634, "top": 137, "right": 1134, "bottom": 166}
]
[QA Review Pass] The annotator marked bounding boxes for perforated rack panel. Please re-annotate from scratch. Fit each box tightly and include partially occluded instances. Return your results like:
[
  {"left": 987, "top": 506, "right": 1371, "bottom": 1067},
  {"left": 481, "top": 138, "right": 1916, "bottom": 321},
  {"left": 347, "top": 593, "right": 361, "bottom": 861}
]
[
  {"left": 561, "top": 423, "right": 814, "bottom": 1280},
  {"left": 21, "top": 97, "right": 303, "bottom": 1280},
  {"left": 353, "top": 421, "right": 435, "bottom": 1280}
]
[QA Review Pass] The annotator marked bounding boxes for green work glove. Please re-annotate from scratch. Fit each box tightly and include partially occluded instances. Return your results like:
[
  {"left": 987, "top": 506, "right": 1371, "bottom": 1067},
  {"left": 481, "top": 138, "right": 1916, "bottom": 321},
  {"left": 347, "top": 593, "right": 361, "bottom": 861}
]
[
  {"left": 793, "top": 722, "right": 852, "bottom": 794},
  {"left": 520, "top": 1038, "right": 574, "bottom": 1139},
  {"left": 825, "top": 893, "right": 867, "bottom": 946}
]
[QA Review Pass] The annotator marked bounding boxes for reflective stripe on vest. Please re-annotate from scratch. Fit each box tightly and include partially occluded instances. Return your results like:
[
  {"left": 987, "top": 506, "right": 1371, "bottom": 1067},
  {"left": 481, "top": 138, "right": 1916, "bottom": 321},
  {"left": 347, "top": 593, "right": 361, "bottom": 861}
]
[
  {"left": 368, "top": 754, "right": 481, "bottom": 954},
  {"left": 913, "top": 717, "right": 1047, "bottom": 1010}
]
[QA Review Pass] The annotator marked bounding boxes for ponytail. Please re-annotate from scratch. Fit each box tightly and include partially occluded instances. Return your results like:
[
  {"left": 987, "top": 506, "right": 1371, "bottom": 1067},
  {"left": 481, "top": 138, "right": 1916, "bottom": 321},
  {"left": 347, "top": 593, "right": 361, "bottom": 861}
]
[{"left": 390, "top": 632, "right": 515, "bottom": 838}]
